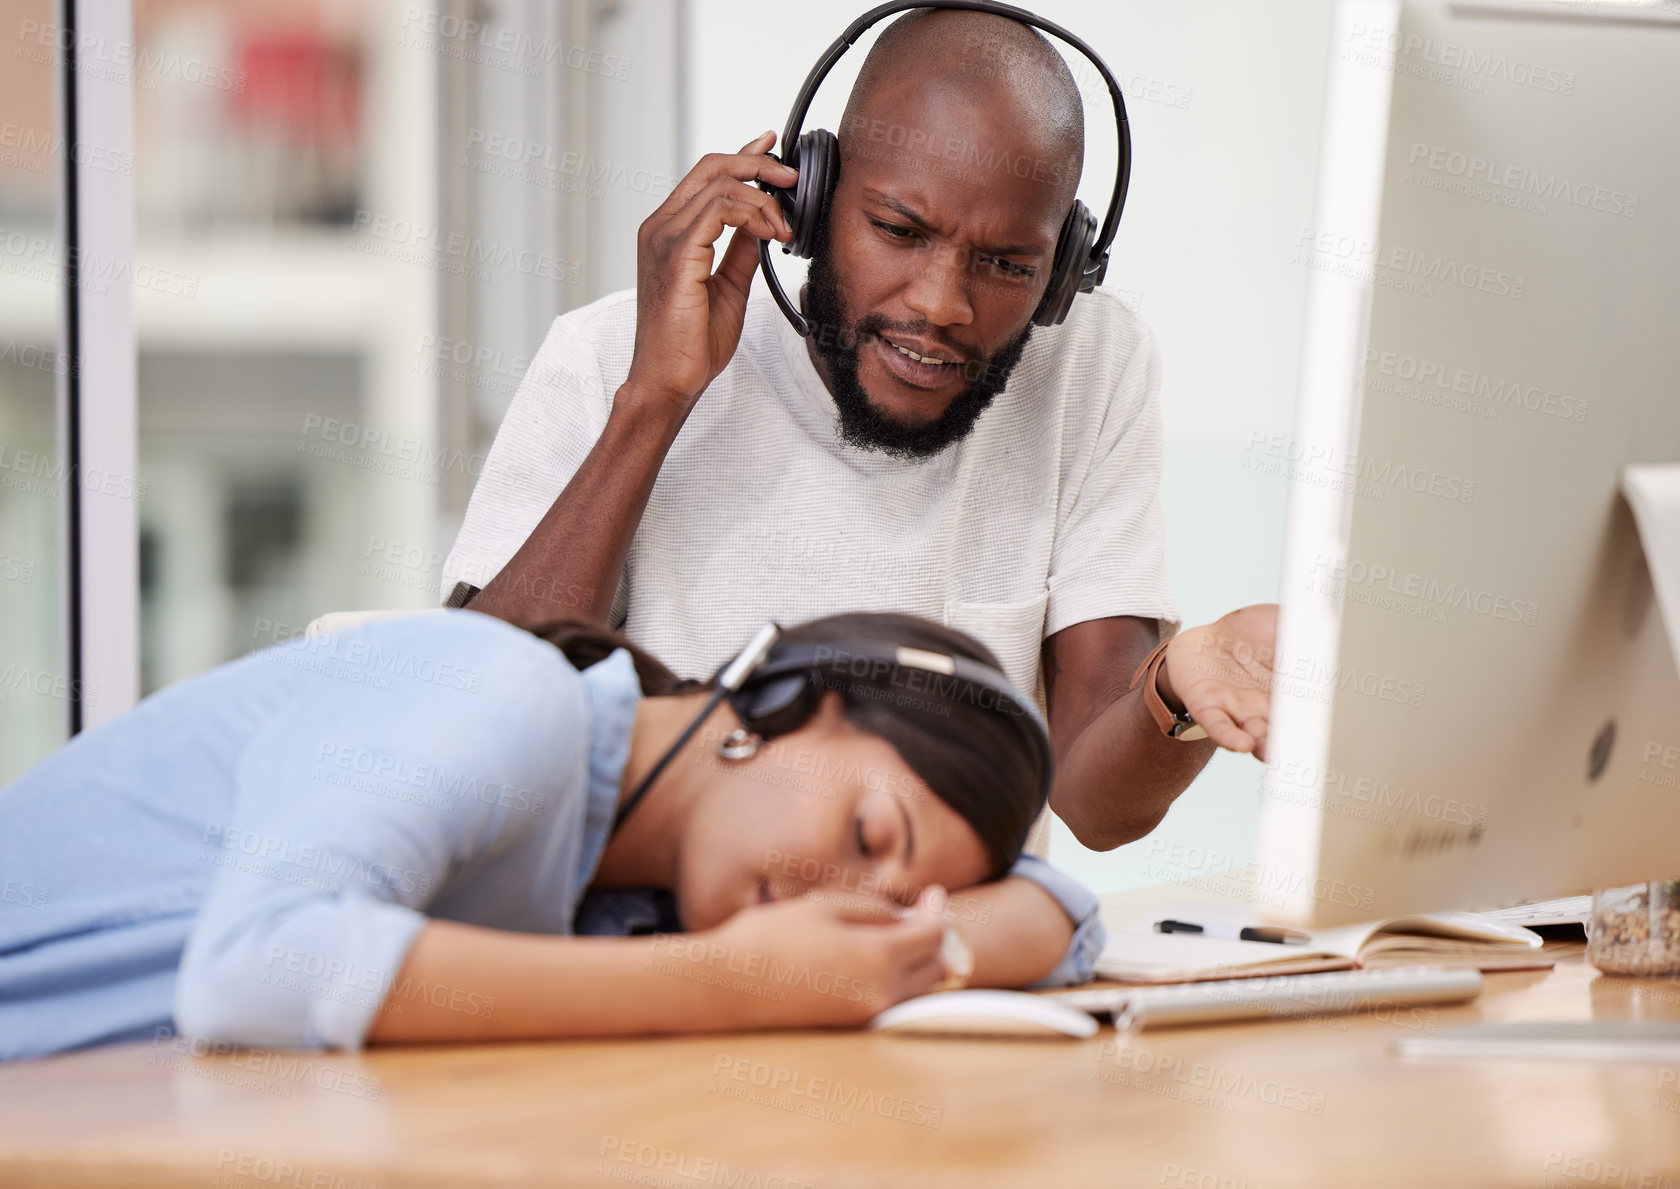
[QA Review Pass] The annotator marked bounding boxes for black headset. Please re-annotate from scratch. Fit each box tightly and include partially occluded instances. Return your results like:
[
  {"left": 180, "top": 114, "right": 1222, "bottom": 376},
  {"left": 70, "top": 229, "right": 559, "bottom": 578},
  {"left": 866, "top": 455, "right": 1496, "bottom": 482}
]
[
  {"left": 612, "top": 623, "right": 1053, "bottom": 834},
  {"left": 756, "top": 0, "right": 1132, "bottom": 337}
]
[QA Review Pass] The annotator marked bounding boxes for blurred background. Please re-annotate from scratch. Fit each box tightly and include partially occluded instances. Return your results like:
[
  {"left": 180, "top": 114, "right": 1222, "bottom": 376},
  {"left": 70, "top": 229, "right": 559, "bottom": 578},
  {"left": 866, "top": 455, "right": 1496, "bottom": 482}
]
[{"left": 0, "top": 0, "right": 1332, "bottom": 893}]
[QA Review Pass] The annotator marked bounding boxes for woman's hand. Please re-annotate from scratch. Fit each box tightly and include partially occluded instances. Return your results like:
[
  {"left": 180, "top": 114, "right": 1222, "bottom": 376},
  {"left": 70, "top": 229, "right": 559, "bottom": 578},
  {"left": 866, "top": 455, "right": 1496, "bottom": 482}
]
[{"left": 688, "top": 888, "right": 948, "bottom": 1029}]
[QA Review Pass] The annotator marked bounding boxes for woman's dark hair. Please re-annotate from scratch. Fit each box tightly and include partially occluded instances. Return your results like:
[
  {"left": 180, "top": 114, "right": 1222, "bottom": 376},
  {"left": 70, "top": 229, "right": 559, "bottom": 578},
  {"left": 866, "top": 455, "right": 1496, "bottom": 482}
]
[
  {"left": 528, "top": 614, "right": 1047, "bottom": 879},
  {"left": 531, "top": 618, "right": 704, "bottom": 698}
]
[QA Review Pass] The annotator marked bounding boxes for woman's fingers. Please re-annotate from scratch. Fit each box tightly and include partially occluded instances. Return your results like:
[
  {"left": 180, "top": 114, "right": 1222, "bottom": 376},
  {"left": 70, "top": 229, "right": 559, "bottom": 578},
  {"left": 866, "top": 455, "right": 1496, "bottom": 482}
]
[
  {"left": 893, "top": 951, "right": 948, "bottom": 1001},
  {"left": 884, "top": 912, "right": 946, "bottom": 968},
  {"left": 702, "top": 890, "right": 952, "bottom": 1026},
  {"left": 810, "top": 887, "right": 915, "bottom": 924},
  {"left": 795, "top": 892, "right": 945, "bottom": 980}
]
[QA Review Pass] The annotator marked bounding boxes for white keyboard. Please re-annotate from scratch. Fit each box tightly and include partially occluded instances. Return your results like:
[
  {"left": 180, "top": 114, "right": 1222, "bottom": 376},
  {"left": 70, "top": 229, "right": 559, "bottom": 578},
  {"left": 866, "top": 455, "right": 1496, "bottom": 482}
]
[
  {"left": 1476, "top": 894, "right": 1591, "bottom": 927},
  {"left": 1047, "top": 966, "right": 1484, "bottom": 1030}
]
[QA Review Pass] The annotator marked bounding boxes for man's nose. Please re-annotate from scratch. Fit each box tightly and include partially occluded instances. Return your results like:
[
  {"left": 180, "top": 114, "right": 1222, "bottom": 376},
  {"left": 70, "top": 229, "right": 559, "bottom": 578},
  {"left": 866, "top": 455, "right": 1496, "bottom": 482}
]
[{"left": 901, "top": 246, "right": 975, "bottom": 330}]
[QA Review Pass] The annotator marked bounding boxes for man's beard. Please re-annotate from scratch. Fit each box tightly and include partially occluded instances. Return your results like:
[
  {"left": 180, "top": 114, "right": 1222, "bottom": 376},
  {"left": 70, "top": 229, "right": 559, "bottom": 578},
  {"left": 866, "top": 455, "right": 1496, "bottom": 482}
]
[{"left": 801, "top": 229, "right": 1036, "bottom": 460}]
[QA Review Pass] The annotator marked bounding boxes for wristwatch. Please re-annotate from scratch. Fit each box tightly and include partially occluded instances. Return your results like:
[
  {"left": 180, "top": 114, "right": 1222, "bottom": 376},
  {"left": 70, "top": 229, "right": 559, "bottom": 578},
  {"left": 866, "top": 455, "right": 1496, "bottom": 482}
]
[{"left": 1129, "top": 639, "right": 1209, "bottom": 742}]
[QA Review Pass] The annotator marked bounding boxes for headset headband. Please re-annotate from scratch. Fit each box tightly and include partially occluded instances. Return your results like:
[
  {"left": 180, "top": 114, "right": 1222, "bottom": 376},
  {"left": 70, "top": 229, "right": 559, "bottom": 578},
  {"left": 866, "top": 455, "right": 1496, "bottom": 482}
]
[
  {"left": 730, "top": 630, "right": 1053, "bottom": 798},
  {"left": 611, "top": 622, "right": 1054, "bottom": 835},
  {"left": 779, "top": 0, "right": 1131, "bottom": 255},
  {"left": 742, "top": 641, "right": 1051, "bottom": 748}
]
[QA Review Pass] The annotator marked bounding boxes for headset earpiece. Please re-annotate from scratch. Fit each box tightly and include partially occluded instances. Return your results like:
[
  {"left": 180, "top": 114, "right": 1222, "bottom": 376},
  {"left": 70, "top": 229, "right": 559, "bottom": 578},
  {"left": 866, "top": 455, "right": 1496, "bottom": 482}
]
[
  {"left": 1031, "top": 199, "right": 1103, "bottom": 327},
  {"left": 777, "top": 128, "right": 841, "bottom": 261},
  {"left": 727, "top": 670, "right": 824, "bottom": 739}
]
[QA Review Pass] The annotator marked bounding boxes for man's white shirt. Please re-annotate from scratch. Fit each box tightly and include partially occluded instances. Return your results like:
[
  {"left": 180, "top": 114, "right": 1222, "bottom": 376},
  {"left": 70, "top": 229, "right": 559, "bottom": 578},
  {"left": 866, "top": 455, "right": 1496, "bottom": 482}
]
[{"left": 443, "top": 284, "right": 1181, "bottom": 703}]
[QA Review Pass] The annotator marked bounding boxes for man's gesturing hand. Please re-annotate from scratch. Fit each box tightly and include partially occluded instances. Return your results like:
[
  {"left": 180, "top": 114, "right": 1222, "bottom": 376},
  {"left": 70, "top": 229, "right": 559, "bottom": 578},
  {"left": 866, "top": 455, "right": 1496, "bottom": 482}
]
[
  {"left": 627, "top": 130, "right": 798, "bottom": 411},
  {"left": 1159, "top": 603, "right": 1280, "bottom": 762}
]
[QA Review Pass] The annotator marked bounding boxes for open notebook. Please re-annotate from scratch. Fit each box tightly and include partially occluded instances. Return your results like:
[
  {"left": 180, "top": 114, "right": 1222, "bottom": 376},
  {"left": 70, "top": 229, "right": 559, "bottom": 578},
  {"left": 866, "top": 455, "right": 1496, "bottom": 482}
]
[{"left": 1096, "top": 906, "right": 1550, "bottom": 984}]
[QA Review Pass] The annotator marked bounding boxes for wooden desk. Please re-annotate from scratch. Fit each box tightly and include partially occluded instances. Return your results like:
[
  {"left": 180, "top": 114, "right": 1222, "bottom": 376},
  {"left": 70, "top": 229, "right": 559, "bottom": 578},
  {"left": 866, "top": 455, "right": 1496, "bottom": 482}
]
[{"left": 1, "top": 945, "right": 1677, "bottom": 1189}]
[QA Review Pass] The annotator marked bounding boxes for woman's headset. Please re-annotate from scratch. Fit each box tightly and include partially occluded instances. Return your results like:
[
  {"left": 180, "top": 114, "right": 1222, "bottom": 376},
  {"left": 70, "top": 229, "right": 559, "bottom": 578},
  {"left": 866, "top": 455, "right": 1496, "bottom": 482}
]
[
  {"left": 612, "top": 623, "right": 1053, "bottom": 834},
  {"left": 756, "top": 0, "right": 1132, "bottom": 337}
]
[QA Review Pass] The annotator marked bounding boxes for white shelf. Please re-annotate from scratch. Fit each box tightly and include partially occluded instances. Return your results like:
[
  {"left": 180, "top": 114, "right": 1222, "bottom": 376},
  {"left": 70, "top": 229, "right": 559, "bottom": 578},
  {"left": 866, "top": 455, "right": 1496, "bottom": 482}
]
[{"left": 0, "top": 227, "right": 400, "bottom": 352}]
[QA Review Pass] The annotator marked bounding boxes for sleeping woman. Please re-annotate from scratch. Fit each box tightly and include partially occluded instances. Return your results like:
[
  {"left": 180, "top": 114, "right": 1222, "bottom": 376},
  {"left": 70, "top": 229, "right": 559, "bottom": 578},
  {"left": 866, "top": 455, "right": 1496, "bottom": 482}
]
[{"left": 0, "top": 609, "right": 1101, "bottom": 1061}]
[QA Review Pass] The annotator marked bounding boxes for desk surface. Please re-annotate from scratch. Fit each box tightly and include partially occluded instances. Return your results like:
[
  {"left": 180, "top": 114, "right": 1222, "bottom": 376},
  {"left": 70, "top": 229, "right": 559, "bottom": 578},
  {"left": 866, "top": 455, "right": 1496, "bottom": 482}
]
[{"left": 1, "top": 944, "right": 1677, "bottom": 1189}]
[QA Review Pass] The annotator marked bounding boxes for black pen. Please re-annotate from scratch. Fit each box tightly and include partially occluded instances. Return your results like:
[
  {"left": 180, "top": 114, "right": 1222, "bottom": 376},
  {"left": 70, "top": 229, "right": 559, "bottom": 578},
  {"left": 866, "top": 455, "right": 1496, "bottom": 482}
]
[{"left": 1154, "top": 919, "right": 1310, "bottom": 945}]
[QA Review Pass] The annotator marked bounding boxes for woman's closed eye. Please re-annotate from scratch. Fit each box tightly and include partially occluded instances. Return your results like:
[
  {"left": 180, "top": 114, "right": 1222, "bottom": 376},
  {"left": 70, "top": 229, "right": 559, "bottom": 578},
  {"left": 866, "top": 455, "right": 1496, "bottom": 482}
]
[{"left": 855, "top": 809, "right": 904, "bottom": 866}]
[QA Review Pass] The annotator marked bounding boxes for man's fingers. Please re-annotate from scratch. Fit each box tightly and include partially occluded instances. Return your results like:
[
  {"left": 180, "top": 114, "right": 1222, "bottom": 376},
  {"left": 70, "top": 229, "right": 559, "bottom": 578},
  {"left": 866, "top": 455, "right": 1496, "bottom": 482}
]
[
  {"left": 1221, "top": 687, "right": 1271, "bottom": 729},
  {"left": 660, "top": 141, "right": 798, "bottom": 216},
  {"left": 1239, "top": 712, "right": 1269, "bottom": 744},
  {"left": 711, "top": 223, "right": 766, "bottom": 308},
  {"left": 1164, "top": 608, "right": 1280, "bottom": 761},
  {"left": 1230, "top": 689, "right": 1269, "bottom": 724},
  {"left": 659, "top": 194, "right": 785, "bottom": 296},
  {"left": 1188, "top": 679, "right": 1270, "bottom": 757},
  {"left": 1198, "top": 659, "right": 1270, "bottom": 693},
  {"left": 674, "top": 178, "right": 790, "bottom": 249},
  {"left": 1193, "top": 705, "right": 1256, "bottom": 754}
]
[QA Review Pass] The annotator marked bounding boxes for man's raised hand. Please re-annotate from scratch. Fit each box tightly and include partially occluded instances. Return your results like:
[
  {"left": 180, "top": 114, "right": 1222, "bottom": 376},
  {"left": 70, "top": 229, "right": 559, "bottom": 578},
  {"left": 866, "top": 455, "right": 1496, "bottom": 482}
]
[
  {"left": 625, "top": 131, "right": 798, "bottom": 412},
  {"left": 1160, "top": 603, "right": 1280, "bottom": 763}
]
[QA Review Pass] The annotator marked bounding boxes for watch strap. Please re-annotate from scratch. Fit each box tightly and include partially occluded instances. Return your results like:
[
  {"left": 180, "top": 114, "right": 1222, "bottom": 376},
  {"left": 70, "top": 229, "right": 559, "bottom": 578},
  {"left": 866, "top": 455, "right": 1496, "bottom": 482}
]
[{"left": 1129, "top": 638, "right": 1207, "bottom": 741}]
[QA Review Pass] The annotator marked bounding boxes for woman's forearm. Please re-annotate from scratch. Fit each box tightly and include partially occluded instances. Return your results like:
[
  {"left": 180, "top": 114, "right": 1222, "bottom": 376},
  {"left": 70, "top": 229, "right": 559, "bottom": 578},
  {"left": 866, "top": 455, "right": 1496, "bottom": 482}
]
[
  {"left": 364, "top": 920, "right": 726, "bottom": 1043},
  {"left": 944, "top": 876, "right": 1076, "bottom": 989}
]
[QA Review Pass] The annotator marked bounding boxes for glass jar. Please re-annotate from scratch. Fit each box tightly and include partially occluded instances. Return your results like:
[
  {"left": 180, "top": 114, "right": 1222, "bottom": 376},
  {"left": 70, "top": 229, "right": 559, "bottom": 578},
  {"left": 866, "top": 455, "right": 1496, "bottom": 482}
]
[{"left": 1588, "top": 881, "right": 1680, "bottom": 976}]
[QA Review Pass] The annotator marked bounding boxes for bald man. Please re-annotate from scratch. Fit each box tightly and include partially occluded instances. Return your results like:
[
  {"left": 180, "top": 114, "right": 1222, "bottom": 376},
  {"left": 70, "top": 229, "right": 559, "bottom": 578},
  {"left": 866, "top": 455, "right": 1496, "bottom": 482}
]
[{"left": 440, "top": 8, "right": 1278, "bottom": 979}]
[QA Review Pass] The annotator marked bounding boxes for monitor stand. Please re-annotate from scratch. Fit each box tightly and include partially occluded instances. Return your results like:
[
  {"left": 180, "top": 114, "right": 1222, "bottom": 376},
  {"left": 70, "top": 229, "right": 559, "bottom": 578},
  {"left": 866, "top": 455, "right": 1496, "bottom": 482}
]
[{"left": 1622, "top": 464, "right": 1680, "bottom": 681}]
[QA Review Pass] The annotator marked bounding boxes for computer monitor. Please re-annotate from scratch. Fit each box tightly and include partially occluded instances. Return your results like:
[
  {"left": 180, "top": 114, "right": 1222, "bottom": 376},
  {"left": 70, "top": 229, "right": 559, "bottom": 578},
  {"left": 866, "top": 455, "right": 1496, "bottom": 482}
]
[{"left": 1253, "top": 0, "right": 1680, "bottom": 927}]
